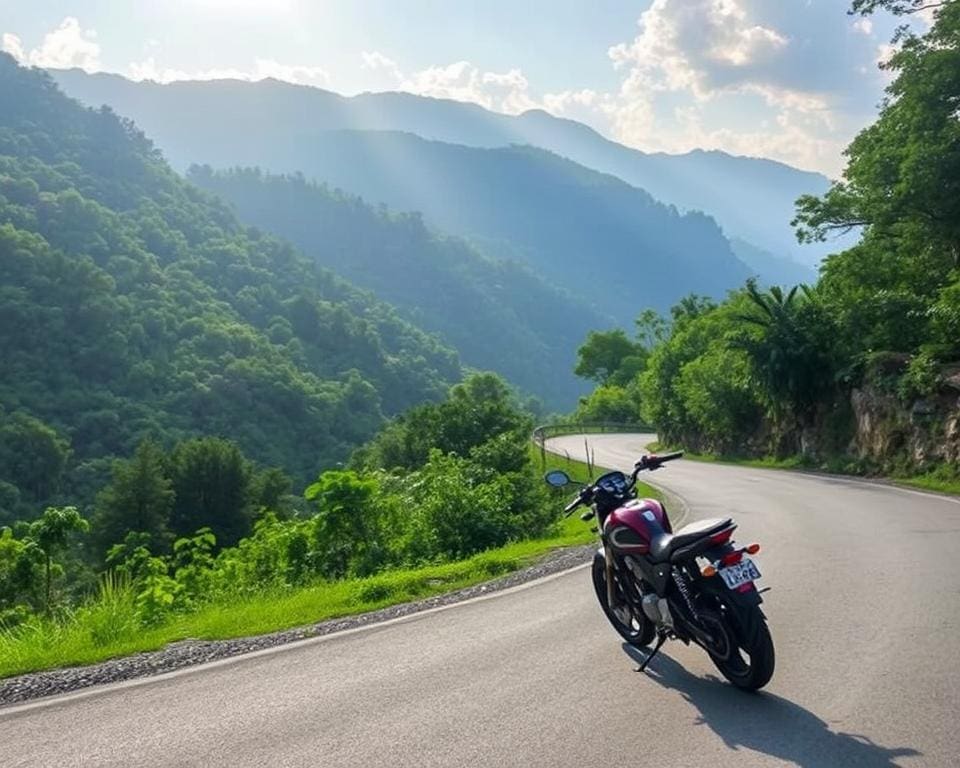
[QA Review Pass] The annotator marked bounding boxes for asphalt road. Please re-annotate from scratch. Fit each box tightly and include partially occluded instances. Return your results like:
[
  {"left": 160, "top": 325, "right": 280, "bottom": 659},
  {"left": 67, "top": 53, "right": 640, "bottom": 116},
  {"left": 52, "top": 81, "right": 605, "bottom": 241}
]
[{"left": 3, "top": 433, "right": 959, "bottom": 767}]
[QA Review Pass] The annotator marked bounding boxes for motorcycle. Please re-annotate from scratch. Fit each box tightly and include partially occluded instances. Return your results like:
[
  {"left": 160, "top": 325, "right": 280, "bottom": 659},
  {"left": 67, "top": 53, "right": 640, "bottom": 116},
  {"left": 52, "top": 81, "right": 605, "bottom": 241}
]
[{"left": 545, "top": 452, "right": 774, "bottom": 691}]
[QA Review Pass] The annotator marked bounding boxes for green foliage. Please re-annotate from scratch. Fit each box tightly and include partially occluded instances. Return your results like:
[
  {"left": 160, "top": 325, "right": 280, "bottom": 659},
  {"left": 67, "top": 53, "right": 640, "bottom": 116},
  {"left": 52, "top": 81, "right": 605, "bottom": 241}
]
[
  {"left": 733, "top": 281, "right": 838, "bottom": 427},
  {"left": 187, "top": 167, "right": 605, "bottom": 410},
  {"left": 0, "top": 412, "right": 70, "bottom": 507},
  {"left": 355, "top": 372, "right": 532, "bottom": 472},
  {"left": 639, "top": 294, "right": 764, "bottom": 453},
  {"left": 28, "top": 506, "right": 89, "bottom": 614},
  {"left": 92, "top": 439, "right": 174, "bottom": 556},
  {"left": 575, "top": 329, "right": 646, "bottom": 387},
  {"left": 0, "top": 53, "right": 462, "bottom": 521},
  {"left": 167, "top": 438, "right": 253, "bottom": 547},
  {"left": 573, "top": 385, "right": 642, "bottom": 424}
]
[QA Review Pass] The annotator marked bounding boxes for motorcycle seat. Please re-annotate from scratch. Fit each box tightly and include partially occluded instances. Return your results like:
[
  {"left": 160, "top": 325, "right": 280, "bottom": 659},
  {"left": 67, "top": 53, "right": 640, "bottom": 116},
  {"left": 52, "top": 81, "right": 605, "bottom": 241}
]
[{"left": 649, "top": 518, "right": 734, "bottom": 563}]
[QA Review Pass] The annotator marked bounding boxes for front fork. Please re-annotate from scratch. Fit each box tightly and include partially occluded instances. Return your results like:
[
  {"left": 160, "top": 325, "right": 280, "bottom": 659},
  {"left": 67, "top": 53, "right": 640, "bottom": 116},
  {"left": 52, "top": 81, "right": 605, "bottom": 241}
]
[{"left": 604, "top": 543, "right": 619, "bottom": 609}]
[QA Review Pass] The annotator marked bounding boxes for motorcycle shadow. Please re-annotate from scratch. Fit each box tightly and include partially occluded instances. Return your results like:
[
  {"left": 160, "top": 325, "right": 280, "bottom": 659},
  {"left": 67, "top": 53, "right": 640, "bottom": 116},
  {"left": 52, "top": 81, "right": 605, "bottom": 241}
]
[{"left": 621, "top": 644, "right": 920, "bottom": 768}]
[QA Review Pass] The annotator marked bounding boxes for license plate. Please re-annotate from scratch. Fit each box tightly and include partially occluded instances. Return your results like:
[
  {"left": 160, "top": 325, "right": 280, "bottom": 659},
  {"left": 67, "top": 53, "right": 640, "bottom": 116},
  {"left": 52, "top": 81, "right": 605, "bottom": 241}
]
[{"left": 719, "top": 557, "right": 761, "bottom": 589}]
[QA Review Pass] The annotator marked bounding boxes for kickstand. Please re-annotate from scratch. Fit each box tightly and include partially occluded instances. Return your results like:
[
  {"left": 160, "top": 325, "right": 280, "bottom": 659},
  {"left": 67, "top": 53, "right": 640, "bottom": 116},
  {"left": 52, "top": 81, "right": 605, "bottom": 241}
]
[{"left": 635, "top": 632, "right": 668, "bottom": 673}]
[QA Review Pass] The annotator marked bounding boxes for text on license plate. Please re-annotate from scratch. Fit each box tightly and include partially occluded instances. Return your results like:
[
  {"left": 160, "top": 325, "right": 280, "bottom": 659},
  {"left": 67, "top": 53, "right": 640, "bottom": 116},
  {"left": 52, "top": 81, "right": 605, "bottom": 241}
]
[{"left": 719, "top": 557, "right": 760, "bottom": 589}]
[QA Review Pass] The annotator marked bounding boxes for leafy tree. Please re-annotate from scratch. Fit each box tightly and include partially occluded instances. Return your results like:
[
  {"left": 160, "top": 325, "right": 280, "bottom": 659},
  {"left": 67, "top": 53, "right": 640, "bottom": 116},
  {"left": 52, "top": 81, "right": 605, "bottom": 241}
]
[
  {"left": 575, "top": 330, "right": 644, "bottom": 386},
  {"left": 168, "top": 437, "right": 254, "bottom": 547},
  {"left": 850, "top": 0, "right": 948, "bottom": 16},
  {"left": 0, "top": 412, "right": 70, "bottom": 503},
  {"left": 733, "top": 281, "right": 838, "bottom": 432},
  {"left": 28, "top": 506, "right": 89, "bottom": 614},
  {"left": 574, "top": 385, "right": 643, "bottom": 424},
  {"left": 92, "top": 439, "right": 174, "bottom": 557},
  {"left": 304, "top": 470, "right": 381, "bottom": 578},
  {"left": 0, "top": 527, "right": 43, "bottom": 622}
]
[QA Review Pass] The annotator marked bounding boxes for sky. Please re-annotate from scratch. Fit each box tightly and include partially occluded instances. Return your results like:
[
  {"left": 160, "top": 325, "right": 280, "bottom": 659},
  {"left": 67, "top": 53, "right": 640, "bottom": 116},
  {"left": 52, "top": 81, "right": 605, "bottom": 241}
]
[{"left": 0, "top": 1, "right": 930, "bottom": 176}]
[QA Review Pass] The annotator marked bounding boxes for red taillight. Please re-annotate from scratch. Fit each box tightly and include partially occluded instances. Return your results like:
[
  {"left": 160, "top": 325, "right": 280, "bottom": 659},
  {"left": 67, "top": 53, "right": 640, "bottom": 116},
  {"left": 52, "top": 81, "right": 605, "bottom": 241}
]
[
  {"left": 710, "top": 528, "right": 734, "bottom": 544},
  {"left": 746, "top": 543, "right": 761, "bottom": 555},
  {"left": 721, "top": 551, "right": 743, "bottom": 566}
]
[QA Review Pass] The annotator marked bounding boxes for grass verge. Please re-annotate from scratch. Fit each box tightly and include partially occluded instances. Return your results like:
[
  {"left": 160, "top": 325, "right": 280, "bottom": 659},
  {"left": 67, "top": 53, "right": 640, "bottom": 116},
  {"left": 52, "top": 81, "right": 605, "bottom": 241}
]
[{"left": 0, "top": 447, "right": 654, "bottom": 680}]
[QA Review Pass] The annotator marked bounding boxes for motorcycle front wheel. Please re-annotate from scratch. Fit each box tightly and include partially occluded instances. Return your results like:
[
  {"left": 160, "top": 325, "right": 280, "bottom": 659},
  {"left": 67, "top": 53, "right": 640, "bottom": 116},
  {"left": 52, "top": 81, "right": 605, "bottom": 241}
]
[{"left": 591, "top": 551, "right": 656, "bottom": 648}]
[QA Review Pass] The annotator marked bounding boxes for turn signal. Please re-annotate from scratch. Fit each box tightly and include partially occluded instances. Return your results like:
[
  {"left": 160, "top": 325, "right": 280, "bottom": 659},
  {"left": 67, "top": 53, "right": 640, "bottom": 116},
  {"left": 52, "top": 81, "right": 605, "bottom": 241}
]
[
  {"left": 746, "top": 543, "right": 761, "bottom": 555},
  {"left": 702, "top": 564, "right": 717, "bottom": 578}
]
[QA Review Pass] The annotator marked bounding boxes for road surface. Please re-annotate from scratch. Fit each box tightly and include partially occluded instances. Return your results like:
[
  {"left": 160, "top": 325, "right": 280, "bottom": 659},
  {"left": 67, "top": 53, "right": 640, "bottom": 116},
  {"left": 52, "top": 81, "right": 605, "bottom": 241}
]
[{"left": 3, "top": 433, "right": 959, "bottom": 767}]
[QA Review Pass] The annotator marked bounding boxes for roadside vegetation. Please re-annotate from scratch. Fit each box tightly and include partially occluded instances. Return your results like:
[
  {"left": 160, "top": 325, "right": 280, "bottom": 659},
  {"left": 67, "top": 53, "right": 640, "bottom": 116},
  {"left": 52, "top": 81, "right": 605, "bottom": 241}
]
[{"left": 0, "top": 373, "right": 652, "bottom": 679}]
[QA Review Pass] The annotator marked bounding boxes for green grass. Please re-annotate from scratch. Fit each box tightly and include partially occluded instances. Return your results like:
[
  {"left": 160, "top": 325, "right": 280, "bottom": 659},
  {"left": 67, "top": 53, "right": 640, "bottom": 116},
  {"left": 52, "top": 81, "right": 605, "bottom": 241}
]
[
  {"left": 0, "top": 447, "right": 657, "bottom": 680},
  {"left": 0, "top": 542, "right": 582, "bottom": 678}
]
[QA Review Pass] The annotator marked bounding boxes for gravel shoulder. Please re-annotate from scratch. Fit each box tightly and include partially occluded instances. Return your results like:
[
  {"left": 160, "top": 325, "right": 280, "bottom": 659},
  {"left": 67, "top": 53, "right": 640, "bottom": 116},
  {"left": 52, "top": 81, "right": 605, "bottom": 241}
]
[{"left": 0, "top": 543, "right": 595, "bottom": 707}]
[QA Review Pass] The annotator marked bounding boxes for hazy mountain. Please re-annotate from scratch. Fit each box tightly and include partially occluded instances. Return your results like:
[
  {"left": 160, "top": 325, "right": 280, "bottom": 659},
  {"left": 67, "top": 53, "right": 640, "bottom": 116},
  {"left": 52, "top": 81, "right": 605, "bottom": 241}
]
[
  {"left": 730, "top": 238, "right": 817, "bottom": 286},
  {"left": 185, "top": 128, "right": 752, "bottom": 327},
  {"left": 189, "top": 167, "right": 606, "bottom": 409},
  {"left": 52, "top": 70, "right": 839, "bottom": 268}
]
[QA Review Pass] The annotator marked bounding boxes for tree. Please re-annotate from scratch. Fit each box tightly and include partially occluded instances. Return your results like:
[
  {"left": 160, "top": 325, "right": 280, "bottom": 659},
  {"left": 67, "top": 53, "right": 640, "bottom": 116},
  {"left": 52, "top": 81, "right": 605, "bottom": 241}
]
[
  {"left": 304, "top": 470, "right": 381, "bottom": 578},
  {"left": 92, "top": 439, "right": 175, "bottom": 557},
  {"left": 733, "top": 281, "right": 837, "bottom": 434},
  {"left": 28, "top": 506, "right": 89, "bottom": 614},
  {"left": 850, "top": 0, "right": 947, "bottom": 16},
  {"left": 0, "top": 412, "right": 70, "bottom": 503},
  {"left": 168, "top": 437, "right": 254, "bottom": 547},
  {"left": 575, "top": 330, "right": 644, "bottom": 386}
]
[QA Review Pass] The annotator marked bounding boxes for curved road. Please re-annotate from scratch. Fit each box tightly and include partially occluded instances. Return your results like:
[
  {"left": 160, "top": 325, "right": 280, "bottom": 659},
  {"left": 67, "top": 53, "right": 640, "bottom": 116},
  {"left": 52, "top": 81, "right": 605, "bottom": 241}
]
[{"left": 3, "top": 433, "right": 959, "bottom": 766}]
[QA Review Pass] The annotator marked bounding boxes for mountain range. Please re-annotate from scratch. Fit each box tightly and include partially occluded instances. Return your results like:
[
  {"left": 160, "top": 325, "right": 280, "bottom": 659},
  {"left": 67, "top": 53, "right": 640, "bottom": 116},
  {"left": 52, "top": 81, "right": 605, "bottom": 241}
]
[{"left": 52, "top": 71, "right": 833, "bottom": 270}]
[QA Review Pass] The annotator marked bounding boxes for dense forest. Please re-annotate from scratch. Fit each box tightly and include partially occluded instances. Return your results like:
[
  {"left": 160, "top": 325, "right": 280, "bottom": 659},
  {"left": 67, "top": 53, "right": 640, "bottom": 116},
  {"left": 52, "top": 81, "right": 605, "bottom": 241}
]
[
  {"left": 575, "top": 1, "right": 960, "bottom": 478},
  {"left": 0, "top": 52, "right": 463, "bottom": 527},
  {"left": 187, "top": 166, "right": 606, "bottom": 409},
  {"left": 0, "top": 57, "right": 566, "bottom": 644}
]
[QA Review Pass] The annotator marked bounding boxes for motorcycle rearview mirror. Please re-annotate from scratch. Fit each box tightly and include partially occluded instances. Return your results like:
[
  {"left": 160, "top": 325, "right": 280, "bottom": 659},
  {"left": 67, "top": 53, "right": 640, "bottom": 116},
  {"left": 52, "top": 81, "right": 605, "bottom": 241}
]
[{"left": 544, "top": 470, "right": 571, "bottom": 488}]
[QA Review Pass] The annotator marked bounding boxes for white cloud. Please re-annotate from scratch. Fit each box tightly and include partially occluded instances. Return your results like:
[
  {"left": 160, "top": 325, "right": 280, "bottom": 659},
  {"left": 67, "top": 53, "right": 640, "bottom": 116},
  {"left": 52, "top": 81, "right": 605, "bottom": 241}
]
[
  {"left": 25, "top": 17, "right": 101, "bottom": 71},
  {"left": 356, "top": 52, "right": 540, "bottom": 115},
  {"left": 2, "top": 32, "right": 25, "bottom": 62},
  {"left": 361, "top": 50, "right": 403, "bottom": 83},
  {"left": 2, "top": 17, "right": 101, "bottom": 71},
  {"left": 609, "top": 0, "right": 788, "bottom": 98},
  {"left": 127, "top": 56, "right": 328, "bottom": 87},
  {"left": 853, "top": 17, "right": 874, "bottom": 35}
]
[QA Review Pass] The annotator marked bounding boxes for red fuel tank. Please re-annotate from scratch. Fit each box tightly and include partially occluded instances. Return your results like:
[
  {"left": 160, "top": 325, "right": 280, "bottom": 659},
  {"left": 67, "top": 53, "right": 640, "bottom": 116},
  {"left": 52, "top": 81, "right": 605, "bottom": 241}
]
[{"left": 603, "top": 498, "right": 672, "bottom": 554}]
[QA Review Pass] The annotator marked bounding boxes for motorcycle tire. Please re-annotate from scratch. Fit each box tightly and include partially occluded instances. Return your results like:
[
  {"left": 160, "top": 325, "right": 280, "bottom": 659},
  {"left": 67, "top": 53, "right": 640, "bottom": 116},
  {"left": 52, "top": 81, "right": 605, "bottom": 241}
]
[
  {"left": 591, "top": 550, "right": 656, "bottom": 648},
  {"left": 708, "top": 601, "right": 775, "bottom": 691}
]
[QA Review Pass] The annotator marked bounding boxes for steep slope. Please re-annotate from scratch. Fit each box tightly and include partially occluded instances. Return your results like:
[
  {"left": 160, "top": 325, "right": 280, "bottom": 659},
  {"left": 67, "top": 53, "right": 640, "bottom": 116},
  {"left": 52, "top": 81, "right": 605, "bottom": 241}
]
[
  {"left": 26, "top": 74, "right": 754, "bottom": 327},
  {"left": 0, "top": 54, "right": 460, "bottom": 492},
  {"left": 187, "top": 167, "right": 603, "bottom": 410},
  {"left": 51, "top": 71, "right": 837, "bottom": 268}
]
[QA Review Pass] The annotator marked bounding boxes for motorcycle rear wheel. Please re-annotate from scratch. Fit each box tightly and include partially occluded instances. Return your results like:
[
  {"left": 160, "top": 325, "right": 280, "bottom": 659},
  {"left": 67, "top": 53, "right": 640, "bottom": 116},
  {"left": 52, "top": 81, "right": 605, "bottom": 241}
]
[
  {"left": 591, "top": 551, "right": 655, "bottom": 648},
  {"left": 708, "top": 602, "right": 775, "bottom": 691}
]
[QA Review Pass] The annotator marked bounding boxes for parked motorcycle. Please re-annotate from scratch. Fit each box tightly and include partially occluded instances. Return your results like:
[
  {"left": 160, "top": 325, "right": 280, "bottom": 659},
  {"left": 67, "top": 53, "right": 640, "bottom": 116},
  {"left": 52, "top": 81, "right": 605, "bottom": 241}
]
[{"left": 545, "top": 452, "right": 774, "bottom": 691}]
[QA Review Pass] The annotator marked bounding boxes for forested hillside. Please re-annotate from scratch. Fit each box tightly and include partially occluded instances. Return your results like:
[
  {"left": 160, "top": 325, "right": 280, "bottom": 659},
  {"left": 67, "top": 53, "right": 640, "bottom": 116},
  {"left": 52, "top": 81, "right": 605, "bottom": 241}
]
[
  {"left": 129, "top": 127, "right": 749, "bottom": 326},
  {"left": 52, "top": 69, "right": 831, "bottom": 270},
  {"left": 575, "top": 1, "right": 960, "bottom": 480},
  {"left": 188, "top": 166, "right": 608, "bottom": 409},
  {"left": 0, "top": 53, "right": 461, "bottom": 523}
]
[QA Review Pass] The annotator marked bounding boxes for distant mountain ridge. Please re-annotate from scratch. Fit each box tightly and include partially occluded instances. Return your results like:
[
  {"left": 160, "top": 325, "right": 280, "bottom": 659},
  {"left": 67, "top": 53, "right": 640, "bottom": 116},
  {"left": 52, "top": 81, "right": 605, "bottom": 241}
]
[
  {"left": 189, "top": 166, "right": 606, "bottom": 409},
  {"left": 184, "top": 128, "right": 753, "bottom": 326},
  {"left": 52, "top": 70, "right": 837, "bottom": 268}
]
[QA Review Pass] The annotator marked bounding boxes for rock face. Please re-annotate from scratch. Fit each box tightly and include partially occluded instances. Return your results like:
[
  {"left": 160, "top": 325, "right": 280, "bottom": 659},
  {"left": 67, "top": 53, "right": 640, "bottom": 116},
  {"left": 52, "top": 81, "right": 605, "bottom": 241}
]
[{"left": 850, "top": 373, "right": 960, "bottom": 468}]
